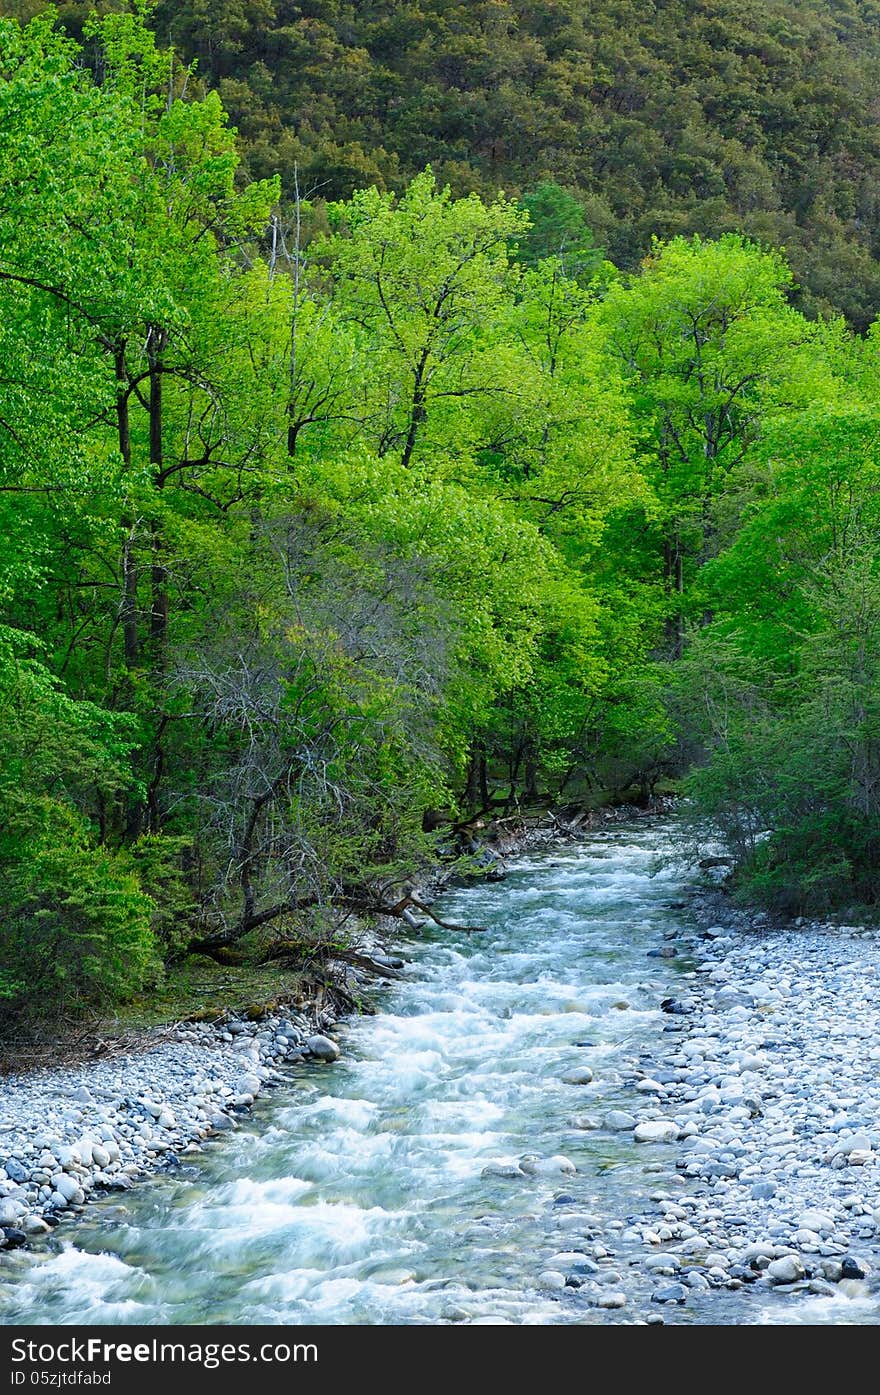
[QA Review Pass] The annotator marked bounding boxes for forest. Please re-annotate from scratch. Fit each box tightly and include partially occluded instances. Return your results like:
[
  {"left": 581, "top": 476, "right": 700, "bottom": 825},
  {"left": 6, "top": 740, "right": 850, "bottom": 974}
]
[
  {"left": 2, "top": 4, "right": 880, "bottom": 1027},
  {"left": 6, "top": 0, "right": 880, "bottom": 329}
]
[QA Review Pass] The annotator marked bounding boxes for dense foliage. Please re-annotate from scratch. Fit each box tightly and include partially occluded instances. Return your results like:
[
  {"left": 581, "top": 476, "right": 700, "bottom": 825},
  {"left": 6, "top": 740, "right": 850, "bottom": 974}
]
[
  {"left": 3, "top": 9, "right": 880, "bottom": 1025},
  {"left": 7, "top": 0, "right": 880, "bottom": 327}
]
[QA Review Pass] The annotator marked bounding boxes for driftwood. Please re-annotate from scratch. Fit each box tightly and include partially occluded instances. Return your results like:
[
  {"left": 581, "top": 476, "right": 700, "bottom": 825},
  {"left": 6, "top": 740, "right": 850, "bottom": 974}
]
[
  {"left": 191, "top": 888, "right": 486, "bottom": 959},
  {"left": 333, "top": 949, "right": 406, "bottom": 980}
]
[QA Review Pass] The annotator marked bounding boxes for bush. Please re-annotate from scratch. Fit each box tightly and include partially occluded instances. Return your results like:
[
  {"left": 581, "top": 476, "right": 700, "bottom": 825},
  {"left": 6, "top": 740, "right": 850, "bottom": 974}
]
[
  {"left": 0, "top": 804, "right": 160, "bottom": 1017},
  {"left": 129, "top": 835, "right": 199, "bottom": 960}
]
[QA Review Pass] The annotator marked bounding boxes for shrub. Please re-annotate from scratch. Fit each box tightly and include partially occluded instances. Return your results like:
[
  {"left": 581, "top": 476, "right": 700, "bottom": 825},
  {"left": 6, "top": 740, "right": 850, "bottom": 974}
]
[{"left": 0, "top": 803, "right": 160, "bottom": 1017}]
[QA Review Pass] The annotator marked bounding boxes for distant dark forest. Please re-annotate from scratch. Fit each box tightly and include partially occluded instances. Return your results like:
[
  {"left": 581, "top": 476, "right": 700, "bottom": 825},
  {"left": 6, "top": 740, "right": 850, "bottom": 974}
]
[{"left": 8, "top": 0, "right": 880, "bottom": 327}]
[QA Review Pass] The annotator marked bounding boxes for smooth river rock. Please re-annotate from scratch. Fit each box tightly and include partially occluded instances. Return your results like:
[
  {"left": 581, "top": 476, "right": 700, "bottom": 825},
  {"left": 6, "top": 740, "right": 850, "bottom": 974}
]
[{"left": 634, "top": 1120, "right": 679, "bottom": 1143}]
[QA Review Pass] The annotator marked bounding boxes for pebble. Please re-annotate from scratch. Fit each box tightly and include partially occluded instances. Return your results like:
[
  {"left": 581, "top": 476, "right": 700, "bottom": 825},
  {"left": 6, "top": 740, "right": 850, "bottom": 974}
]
[
  {"left": 562, "top": 1067, "right": 594, "bottom": 1085},
  {"left": 840, "top": 1256, "right": 868, "bottom": 1280},
  {"left": 604, "top": 1110, "right": 637, "bottom": 1130},
  {"left": 481, "top": 1163, "right": 525, "bottom": 1179},
  {"left": 558, "top": 887, "right": 880, "bottom": 1316},
  {"left": 234, "top": 1075, "right": 262, "bottom": 1098},
  {"left": 767, "top": 1256, "right": 805, "bottom": 1284},
  {"left": 520, "top": 1154, "right": 577, "bottom": 1176},
  {"left": 652, "top": 1283, "right": 688, "bottom": 1303},
  {"left": 634, "top": 1120, "right": 679, "bottom": 1143},
  {"left": 306, "top": 1035, "right": 340, "bottom": 1062},
  {"left": 597, "top": 1292, "right": 627, "bottom": 1308},
  {"left": 0, "top": 995, "right": 347, "bottom": 1237}
]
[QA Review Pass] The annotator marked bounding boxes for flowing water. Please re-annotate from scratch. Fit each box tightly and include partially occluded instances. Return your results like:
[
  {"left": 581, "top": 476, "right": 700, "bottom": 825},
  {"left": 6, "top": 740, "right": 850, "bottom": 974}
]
[{"left": 0, "top": 822, "right": 825, "bottom": 1325}]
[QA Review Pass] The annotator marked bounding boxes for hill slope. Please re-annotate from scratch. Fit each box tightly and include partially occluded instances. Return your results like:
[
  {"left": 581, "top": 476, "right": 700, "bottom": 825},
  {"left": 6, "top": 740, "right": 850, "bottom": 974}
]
[
  {"left": 7, "top": 0, "right": 880, "bottom": 322},
  {"left": 169, "top": 0, "right": 880, "bottom": 326}
]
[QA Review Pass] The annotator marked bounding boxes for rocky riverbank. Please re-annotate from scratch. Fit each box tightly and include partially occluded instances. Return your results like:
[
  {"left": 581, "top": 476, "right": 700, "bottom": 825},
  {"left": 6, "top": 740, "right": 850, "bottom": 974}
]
[
  {"left": 0, "top": 1005, "right": 350, "bottom": 1249},
  {"left": 545, "top": 893, "right": 880, "bottom": 1320},
  {"left": 6, "top": 812, "right": 878, "bottom": 1325},
  {"left": 0, "top": 801, "right": 581, "bottom": 1257}
]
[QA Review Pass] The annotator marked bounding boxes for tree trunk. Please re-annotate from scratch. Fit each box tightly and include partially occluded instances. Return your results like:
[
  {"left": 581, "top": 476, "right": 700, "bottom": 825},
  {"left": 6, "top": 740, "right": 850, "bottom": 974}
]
[
  {"left": 400, "top": 349, "right": 429, "bottom": 469},
  {"left": 147, "top": 324, "right": 169, "bottom": 655},
  {"left": 507, "top": 739, "right": 523, "bottom": 808},
  {"left": 524, "top": 741, "right": 539, "bottom": 801},
  {"left": 464, "top": 740, "right": 483, "bottom": 808},
  {"left": 114, "top": 344, "right": 139, "bottom": 669}
]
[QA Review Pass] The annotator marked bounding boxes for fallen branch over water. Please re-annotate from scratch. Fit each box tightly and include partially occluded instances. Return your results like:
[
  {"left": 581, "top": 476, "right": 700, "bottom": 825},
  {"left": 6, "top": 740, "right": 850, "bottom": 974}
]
[
  {"left": 397, "top": 895, "right": 486, "bottom": 935},
  {"left": 193, "top": 890, "right": 486, "bottom": 960}
]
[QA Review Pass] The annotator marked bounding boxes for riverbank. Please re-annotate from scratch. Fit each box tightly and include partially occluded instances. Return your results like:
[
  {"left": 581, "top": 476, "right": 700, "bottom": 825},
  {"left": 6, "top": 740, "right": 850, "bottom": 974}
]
[
  {"left": 602, "top": 891, "right": 880, "bottom": 1319},
  {"left": 0, "top": 799, "right": 656, "bottom": 1253},
  {"left": 4, "top": 813, "right": 878, "bottom": 1324},
  {"left": 0, "top": 1005, "right": 352, "bottom": 1248}
]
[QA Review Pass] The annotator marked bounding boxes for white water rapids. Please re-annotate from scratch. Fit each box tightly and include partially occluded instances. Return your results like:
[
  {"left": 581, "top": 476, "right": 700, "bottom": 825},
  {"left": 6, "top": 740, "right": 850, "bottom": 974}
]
[{"left": 0, "top": 822, "right": 842, "bottom": 1325}]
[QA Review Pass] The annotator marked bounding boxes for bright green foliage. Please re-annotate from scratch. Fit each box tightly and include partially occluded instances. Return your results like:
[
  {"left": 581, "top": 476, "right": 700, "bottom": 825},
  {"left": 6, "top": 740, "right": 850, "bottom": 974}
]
[
  {"left": 674, "top": 398, "right": 880, "bottom": 910},
  {"left": 7, "top": 6, "right": 880, "bottom": 1033},
  {"left": 318, "top": 170, "right": 528, "bottom": 469},
  {"left": 596, "top": 234, "right": 832, "bottom": 652}
]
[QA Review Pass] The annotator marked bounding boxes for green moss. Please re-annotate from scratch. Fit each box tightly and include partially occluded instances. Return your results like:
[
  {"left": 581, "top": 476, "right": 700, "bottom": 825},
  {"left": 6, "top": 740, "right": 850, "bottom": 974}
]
[{"left": 108, "top": 956, "right": 311, "bottom": 1033}]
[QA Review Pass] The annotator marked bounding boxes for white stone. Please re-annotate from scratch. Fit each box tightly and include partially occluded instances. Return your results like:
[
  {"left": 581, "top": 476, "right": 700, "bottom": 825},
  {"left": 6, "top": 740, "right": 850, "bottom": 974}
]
[
  {"left": 767, "top": 1255, "right": 805, "bottom": 1284},
  {"left": 53, "top": 1174, "right": 83, "bottom": 1204},
  {"left": 0, "top": 1199, "right": 23, "bottom": 1225},
  {"left": 597, "top": 1292, "right": 626, "bottom": 1308},
  {"left": 22, "top": 1216, "right": 50, "bottom": 1235},
  {"left": 234, "top": 1075, "right": 261, "bottom": 1098},
  {"left": 306, "top": 1034, "right": 340, "bottom": 1061},
  {"left": 634, "top": 1120, "right": 679, "bottom": 1143},
  {"left": 798, "top": 1210, "right": 833, "bottom": 1236},
  {"left": 521, "top": 1154, "right": 577, "bottom": 1176},
  {"left": 604, "top": 1110, "right": 636, "bottom": 1130}
]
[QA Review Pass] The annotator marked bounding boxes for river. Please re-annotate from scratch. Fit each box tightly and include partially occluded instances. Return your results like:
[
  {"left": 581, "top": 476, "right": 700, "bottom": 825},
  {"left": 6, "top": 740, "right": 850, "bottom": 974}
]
[{"left": 0, "top": 821, "right": 855, "bottom": 1325}]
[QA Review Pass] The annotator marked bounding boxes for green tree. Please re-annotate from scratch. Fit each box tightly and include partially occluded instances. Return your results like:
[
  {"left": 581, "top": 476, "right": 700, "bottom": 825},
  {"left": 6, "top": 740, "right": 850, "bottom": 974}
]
[
  {"left": 318, "top": 168, "right": 528, "bottom": 469},
  {"left": 517, "top": 182, "right": 604, "bottom": 281},
  {"left": 596, "top": 234, "right": 829, "bottom": 655},
  {"left": 0, "top": 626, "right": 158, "bottom": 1010}
]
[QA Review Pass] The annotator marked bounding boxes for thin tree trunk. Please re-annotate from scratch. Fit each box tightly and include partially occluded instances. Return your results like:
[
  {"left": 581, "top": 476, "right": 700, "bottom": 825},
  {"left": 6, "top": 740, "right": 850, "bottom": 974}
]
[
  {"left": 400, "top": 349, "right": 429, "bottom": 469},
  {"left": 114, "top": 343, "right": 139, "bottom": 669},
  {"left": 287, "top": 163, "right": 303, "bottom": 458},
  {"left": 464, "top": 740, "right": 482, "bottom": 808},
  {"left": 147, "top": 325, "right": 169, "bottom": 653},
  {"left": 524, "top": 741, "right": 539, "bottom": 801}
]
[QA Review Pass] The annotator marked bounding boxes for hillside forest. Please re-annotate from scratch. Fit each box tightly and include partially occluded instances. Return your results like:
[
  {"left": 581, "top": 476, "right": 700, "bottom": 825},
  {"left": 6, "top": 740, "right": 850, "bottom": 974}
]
[{"left": 2, "top": 5, "right": 880, "bottom": 1025}]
